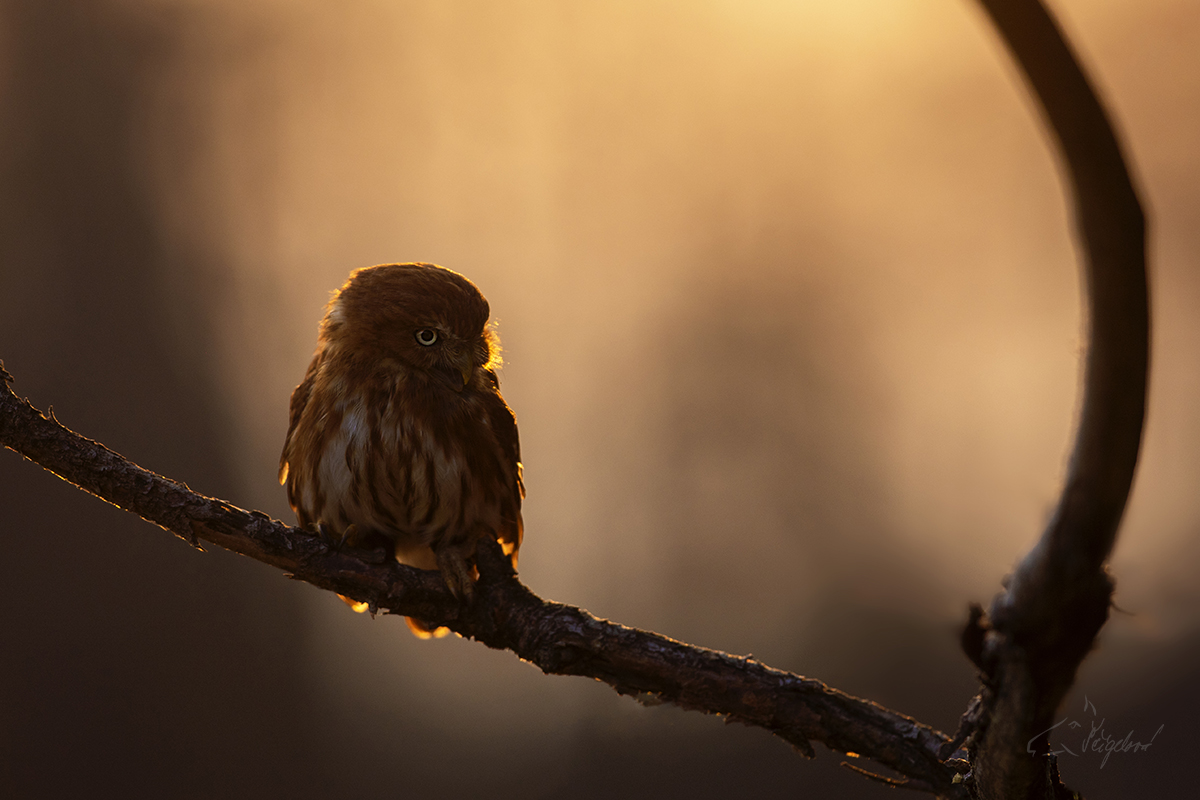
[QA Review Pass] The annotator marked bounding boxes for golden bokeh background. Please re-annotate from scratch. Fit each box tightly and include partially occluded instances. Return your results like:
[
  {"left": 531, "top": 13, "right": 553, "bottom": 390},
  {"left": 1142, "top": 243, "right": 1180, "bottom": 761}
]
[{"left": 2, "top": 1, "right": 1197, "bottom": 796}]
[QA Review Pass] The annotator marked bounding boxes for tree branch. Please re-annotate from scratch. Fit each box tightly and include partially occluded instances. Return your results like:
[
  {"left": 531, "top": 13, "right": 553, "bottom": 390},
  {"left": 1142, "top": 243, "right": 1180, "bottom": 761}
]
[
  {"left": 0, "top": 362, "right": 967, "bottom": 798},
  {"left": 965, "top": 1, "right": 1149, "bottom": 797}
]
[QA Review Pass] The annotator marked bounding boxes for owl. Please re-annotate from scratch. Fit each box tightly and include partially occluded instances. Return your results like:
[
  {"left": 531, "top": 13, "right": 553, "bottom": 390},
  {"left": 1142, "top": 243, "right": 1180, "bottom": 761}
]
[{"left": 279, "top": 263, "right": 524, "bottom": 637}]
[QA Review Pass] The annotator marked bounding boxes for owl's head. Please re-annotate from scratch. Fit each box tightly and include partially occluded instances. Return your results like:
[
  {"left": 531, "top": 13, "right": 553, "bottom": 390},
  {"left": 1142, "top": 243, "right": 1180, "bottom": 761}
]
[{"left": 321, "top": 262, "right": 501, "bottom": 391}]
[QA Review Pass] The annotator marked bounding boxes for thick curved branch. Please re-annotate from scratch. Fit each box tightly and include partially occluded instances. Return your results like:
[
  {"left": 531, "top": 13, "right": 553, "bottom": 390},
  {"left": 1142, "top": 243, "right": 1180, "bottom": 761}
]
[
  {"left": 966, "top": 1, "right": 1149, "bottom": 797},
  {"left": 0, "top": 363, "right": 968, "bottom": 797}
]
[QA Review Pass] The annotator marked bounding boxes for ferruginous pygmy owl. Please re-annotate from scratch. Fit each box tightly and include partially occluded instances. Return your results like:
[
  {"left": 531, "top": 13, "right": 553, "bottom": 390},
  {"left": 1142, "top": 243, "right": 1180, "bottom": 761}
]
[{"left": 279, "top": 263, "right": 524, "bottom": 637}]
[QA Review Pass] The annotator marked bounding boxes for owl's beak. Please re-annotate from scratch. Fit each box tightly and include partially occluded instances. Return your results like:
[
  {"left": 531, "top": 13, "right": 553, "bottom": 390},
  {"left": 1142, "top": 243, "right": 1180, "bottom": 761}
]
[{"left": 449, "top": 351, "right": 474, "bottom": 391}]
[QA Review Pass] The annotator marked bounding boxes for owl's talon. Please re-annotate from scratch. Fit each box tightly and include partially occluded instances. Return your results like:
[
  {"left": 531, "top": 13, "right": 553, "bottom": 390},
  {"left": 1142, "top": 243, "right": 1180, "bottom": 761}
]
[
  {"left": 318, "top": 522, "right": 358, "bottom": 553},
  {"left": 475, "top": 535, "right": 515, "bottom": 583},
  {"left": 435, "top": 548, "right": 476, "bottom": 603}
]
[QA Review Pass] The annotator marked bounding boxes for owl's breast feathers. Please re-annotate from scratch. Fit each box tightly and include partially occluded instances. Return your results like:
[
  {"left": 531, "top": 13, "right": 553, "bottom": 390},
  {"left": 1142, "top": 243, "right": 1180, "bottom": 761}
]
[{"left": 280, "top": 349, "right": 523, "bottom": 570}]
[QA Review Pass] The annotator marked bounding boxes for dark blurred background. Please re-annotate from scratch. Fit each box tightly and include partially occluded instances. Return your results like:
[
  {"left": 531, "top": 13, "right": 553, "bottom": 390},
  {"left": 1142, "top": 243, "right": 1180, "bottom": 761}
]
[{"left": 1, "top": 1, "right": 1197, "bottom": 797}]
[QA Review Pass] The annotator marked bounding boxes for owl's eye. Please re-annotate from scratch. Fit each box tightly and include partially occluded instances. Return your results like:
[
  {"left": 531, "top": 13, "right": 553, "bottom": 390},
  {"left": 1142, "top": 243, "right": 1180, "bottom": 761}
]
[{"left": 414, "top": 328, "right": 439, "bottom": 347}]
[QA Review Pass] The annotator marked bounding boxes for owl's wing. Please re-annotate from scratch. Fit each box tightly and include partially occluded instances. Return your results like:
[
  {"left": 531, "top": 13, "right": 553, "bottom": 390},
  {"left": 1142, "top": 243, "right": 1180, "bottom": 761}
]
[
  {"left": 486, "top": 373, "right": 523, "bottom": 497},
  {"left": 485, "top": 371, "right": 524, "bottom": 560},
  {"left": 278, "top": 350, "right": 323, "bottom": 485}
]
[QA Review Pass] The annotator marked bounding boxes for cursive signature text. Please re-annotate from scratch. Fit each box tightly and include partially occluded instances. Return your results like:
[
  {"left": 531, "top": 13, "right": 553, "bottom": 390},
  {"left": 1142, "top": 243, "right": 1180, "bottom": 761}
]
[{"left": 1027, "top": 696, "right": 1163, "bottom": 769}]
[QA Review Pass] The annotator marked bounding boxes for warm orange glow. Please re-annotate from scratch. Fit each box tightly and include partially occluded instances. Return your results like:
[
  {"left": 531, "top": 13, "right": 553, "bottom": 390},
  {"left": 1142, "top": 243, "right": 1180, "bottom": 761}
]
[
  {"left": 4, "top": 0, "right": 1195, "bottom": 796},
  {"left": 96, "top": 0, "right": 1200, "bottom": 785},
  {"left": 338, "top": 594, "right": 370, "bottom": 614},
  {"left": 406, "top": 618, "right": 450, "bottom": 639}
]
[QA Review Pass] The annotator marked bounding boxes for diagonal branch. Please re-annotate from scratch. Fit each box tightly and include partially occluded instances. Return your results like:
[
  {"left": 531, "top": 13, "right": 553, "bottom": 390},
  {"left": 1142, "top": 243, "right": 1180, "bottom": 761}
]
[
  {"left": 0, "top": 363, "right": 967, "bottom": 798},
  {"left": 964, "top": 1, "right": 1149, "bottom": 797}
]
